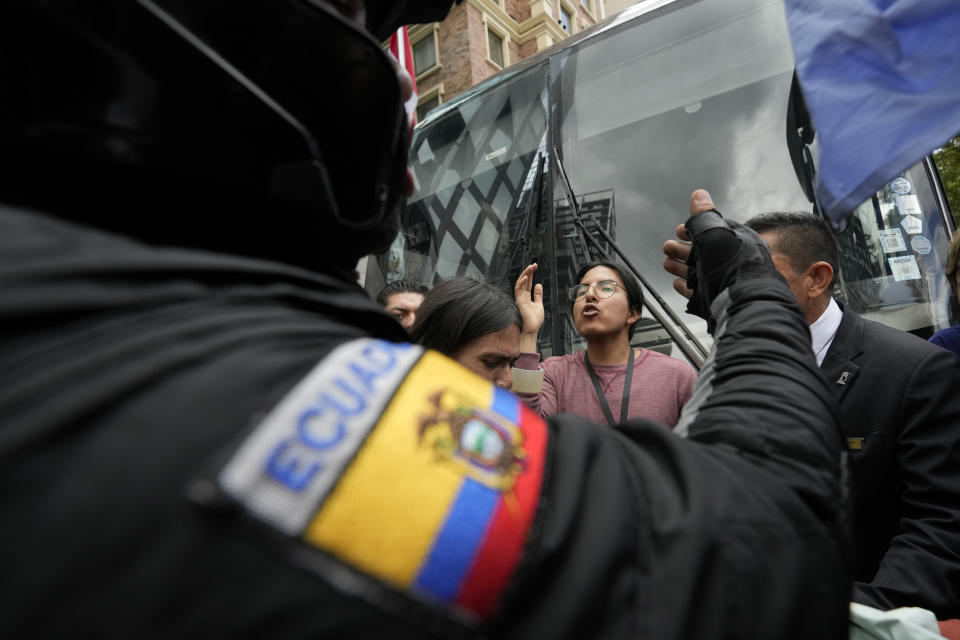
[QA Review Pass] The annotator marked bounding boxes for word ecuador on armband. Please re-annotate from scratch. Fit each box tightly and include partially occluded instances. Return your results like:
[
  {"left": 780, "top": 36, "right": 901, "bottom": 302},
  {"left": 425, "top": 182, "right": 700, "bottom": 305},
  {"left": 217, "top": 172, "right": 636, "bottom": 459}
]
[{"left": 217, "top": 339, "right": 548, "bottom": 623}]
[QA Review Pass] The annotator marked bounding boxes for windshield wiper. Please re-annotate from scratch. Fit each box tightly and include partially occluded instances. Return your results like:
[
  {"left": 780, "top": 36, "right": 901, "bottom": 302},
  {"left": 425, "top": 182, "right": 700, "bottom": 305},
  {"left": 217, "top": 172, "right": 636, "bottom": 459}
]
[
  {"left": 522, "top": 152, "right": 546, "bottom": 267},
  {"left": 552, "top": 147, "right": 708, "bottom": 369}
]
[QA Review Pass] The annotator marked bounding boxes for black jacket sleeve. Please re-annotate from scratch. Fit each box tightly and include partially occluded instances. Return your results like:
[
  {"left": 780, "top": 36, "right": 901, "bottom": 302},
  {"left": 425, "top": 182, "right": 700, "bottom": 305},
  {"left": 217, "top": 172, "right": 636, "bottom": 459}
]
[
  {"left": 0, "top": 207, "right": 850, "bottom": 639},
  {"left": 494, "top": 274, "right": 850, "bottom": 640}
]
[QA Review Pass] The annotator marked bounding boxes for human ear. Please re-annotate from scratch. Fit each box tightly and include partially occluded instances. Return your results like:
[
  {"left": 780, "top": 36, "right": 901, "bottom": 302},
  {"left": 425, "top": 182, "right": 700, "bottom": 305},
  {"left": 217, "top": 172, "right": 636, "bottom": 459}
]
[{"left": 806, "top": 261, "right": 834, "bottom": 298}]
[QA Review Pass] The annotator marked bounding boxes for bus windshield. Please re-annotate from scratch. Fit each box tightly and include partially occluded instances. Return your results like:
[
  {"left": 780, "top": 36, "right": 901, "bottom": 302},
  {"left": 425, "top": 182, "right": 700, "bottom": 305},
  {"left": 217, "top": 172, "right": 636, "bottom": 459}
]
[{"left": 366, "top": 0, "right": 956, "bottom": 363}]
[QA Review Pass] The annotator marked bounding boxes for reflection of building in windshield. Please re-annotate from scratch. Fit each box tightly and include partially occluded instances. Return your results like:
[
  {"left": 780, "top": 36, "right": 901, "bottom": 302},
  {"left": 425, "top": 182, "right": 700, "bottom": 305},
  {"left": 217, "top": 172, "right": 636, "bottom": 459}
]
[
  {"left": 838, "top": 175, "right": 939, "bottom": 325},
  {"left": 367, "top": 0, "right": 956, "bottom": 355},
  {"left": 402, "top": 146, "right": 538, "bottom": 283},
  {"left": 836, "top": 213, "right": 883, "bottom": 310},
  {"left": 554, "top": 190, "right": 616, "bottom": 284},
  {"left": 554, "top": 190, "right": 616, "bottom": 354},
  {"left": 550, "top": 190, "right": 678, "bottom": 356},
  {"left": 372, "top": 63, "right": 549, "bottom": 295}
]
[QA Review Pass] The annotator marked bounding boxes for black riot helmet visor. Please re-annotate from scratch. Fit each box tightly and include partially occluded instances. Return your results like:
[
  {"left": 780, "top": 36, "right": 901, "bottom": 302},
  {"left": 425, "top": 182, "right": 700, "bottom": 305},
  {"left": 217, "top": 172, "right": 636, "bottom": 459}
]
[
  {"left": 133, "top": 0, "right": 408, "bottom": 230},
  {"left": 0, "top": 0, "right": 457, "bottom": 259}
]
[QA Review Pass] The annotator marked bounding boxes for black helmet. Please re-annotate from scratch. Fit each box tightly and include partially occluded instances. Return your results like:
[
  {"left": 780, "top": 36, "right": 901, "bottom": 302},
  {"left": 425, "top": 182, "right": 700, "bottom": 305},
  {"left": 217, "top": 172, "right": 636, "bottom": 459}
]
[{"left": 0, "top": 0, "right": 456, "bottom": 273}]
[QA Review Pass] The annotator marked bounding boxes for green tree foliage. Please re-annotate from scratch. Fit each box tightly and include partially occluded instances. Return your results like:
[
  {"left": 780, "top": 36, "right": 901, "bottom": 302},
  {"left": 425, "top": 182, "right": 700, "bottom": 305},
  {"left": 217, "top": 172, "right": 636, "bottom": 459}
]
[{"left": 933, "top": 135, "right": 960, "bottom": 227}]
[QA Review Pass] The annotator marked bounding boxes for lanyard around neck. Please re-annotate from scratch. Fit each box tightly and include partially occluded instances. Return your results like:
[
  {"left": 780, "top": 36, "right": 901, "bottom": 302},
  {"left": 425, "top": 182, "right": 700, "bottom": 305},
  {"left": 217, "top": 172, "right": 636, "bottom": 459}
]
[{"left": 583, "top": 347, "right": 634, "bottom": 426}]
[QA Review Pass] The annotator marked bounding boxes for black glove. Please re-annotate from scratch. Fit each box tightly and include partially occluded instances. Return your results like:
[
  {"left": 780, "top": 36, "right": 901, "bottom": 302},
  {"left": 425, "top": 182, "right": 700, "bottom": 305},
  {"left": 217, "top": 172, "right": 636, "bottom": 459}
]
[{"left": 683, "top": 209, "right": 773, "bottom": 333}]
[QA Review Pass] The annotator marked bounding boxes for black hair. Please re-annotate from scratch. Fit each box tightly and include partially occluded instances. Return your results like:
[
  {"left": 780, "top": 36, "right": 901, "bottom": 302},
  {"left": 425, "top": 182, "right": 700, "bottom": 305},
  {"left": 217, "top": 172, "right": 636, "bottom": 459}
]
[
  {"left": 410, "top": 277, "right": 522, "bottom": 355},
  {"left": 946, "top": 232, "right": 960, "bottom": 323},
  {"left": 573, "top": 261, "right": 644, "bottom": 339},
  {"left": 744, "top": 211, "right": 839, "bottom": 287},
  {"left": 376, "top": 279, "right": 430, "bottom": 306},
  {"left": 946, "top": 232, "right": 960, "bottom": 300}
]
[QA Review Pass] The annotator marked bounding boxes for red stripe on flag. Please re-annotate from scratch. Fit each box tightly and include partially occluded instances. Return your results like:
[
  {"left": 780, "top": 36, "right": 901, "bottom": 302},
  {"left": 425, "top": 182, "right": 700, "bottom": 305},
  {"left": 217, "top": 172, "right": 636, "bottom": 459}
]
[
  {"left": 388, "top": 26, "right": 418, "bottom": 124},
  {"left": 388, "top": 31, "right": 400, "bottom": 59},
  {"left": 401, "top": 27, "right": 417, "bottom": 95},
  {"left": 455, "top": 402, "right": 548, "bottom": 618}
]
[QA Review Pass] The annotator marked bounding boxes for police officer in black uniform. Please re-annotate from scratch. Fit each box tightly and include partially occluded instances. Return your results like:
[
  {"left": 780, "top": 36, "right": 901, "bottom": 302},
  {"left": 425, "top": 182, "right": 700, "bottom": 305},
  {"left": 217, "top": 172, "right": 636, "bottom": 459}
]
[{"left": 0, "top": 1, "right": 850, "bottom": 638}]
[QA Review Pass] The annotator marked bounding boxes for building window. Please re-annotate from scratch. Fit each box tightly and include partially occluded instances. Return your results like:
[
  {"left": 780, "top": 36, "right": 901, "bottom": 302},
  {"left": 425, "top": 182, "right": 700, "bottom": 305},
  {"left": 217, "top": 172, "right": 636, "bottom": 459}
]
[
  {"left": 487, "top": 28, "right": 504, "bottom": 67},
  {"left": 581, "top": 0, "right": 590, "bottom": 10},
  {"left": 412, "top": 32, "right": 437, "bottom": 76},
  {"left": 559, "top": 7, "right": 572, "bottom": 33},
  {"left": 416, "top": 94, "right": 440, "bottom": 122}
]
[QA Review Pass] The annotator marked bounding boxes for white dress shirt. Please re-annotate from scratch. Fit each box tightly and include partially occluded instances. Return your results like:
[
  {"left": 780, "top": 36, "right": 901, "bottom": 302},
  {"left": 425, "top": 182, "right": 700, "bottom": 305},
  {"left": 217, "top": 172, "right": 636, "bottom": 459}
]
[{"left": 809, "top": 297, "right": 843, "bottom": 366}]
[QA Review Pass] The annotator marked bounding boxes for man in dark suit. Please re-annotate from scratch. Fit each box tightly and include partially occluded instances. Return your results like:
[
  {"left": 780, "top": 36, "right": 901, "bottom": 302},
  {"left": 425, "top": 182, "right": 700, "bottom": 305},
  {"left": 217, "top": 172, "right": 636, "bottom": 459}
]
[{"left": 746, "top": 212, "right": 960, "bottom": 619}]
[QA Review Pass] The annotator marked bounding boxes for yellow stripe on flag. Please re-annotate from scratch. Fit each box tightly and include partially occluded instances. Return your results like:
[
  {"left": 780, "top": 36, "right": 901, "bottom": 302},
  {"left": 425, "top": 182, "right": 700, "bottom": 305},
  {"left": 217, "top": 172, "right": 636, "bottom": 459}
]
[{"left": 303, "top": 351, "right": 494, "bottom": 588}]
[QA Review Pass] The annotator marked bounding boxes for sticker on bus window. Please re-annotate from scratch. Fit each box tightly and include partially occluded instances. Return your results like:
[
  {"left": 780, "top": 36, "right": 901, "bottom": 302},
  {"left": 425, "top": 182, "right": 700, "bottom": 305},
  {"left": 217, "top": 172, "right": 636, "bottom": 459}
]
[
  {"left": 878, "top": 228, "right": 907, "bottom": 253},
  {"left": 900, "top": 215, "right": 923, "bottom": 235},
  {"left": 890, "top": 177, "right": 912, "bottom": 195},
  {"left": 910, "top": 236, "right": 933, "bottom": 256},
  {"left": 888, "top": 255, "right": 922, "bottom": 281},
  {"left": 896, "top": 194, "right": 922, "bottom": 219}
]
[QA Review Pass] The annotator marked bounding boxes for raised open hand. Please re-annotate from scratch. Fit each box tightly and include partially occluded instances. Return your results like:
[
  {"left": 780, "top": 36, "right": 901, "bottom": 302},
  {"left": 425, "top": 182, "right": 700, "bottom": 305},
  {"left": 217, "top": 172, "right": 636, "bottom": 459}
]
[{"left": 515, "top": 263, "right": 544, "bottom": 352}]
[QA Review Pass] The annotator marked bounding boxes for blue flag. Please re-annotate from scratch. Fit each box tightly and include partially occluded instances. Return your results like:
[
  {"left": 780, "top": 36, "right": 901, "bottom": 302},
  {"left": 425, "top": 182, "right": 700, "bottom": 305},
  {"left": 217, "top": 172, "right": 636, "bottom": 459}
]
[{"left": 783, "top": 0, "right": 960, "bottom": 222}]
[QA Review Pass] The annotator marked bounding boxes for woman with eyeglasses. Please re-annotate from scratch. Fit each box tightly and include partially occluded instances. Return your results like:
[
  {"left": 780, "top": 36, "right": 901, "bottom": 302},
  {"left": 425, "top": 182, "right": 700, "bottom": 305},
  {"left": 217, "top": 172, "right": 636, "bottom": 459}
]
[{"left": 512, "top": 261, "right": 696, "bottom": 427}]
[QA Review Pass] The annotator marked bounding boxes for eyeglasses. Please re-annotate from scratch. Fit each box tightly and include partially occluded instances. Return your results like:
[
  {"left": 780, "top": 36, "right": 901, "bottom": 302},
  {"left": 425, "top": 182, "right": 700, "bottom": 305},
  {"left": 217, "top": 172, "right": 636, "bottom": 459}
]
[{"left": 568, "top": 280, "right": 622, "bottom": 301}]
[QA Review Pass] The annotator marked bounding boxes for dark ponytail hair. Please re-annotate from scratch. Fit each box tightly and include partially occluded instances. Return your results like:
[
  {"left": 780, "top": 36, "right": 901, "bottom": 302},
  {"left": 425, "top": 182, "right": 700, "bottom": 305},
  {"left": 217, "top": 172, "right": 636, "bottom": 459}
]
[{"left": 410, "top": 277, "right": 522, "bottom": 355}]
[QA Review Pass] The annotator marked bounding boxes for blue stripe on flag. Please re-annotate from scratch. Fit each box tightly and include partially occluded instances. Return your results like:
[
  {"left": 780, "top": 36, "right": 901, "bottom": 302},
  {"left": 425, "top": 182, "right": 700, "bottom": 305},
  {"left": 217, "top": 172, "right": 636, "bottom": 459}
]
[
  {"left": 492, "top": 386, "right": 519, "bottom": 424},
  {"left": 414, "top": 478, "right": 499, "bottom": 601}
]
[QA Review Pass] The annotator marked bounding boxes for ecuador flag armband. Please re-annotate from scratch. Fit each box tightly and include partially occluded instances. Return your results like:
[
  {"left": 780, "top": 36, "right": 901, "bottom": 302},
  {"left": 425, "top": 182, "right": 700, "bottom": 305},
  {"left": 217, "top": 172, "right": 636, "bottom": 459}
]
[{"left": 216, "top": 339, "right": 548, "bottom": 625}]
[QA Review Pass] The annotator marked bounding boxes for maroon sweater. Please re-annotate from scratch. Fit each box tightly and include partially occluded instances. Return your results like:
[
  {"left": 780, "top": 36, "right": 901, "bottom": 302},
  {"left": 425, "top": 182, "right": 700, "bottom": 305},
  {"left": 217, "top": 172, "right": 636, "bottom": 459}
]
[{"left": 514, "top": 348, "right": 696, "bottom": 427}]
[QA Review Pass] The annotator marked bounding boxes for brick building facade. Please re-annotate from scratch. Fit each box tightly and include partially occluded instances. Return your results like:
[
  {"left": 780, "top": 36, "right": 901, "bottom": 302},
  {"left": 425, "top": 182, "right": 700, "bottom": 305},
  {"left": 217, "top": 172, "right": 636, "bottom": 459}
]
[{"left": 405, "top": 0, "right": 609, "bottom": 121}]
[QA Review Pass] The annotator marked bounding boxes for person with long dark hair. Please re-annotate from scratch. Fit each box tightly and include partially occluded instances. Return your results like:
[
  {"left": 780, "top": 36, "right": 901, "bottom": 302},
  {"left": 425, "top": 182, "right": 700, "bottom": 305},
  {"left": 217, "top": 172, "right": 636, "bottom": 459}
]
[
  {"left": 929, "top": 232, "right": 960, "bottom": 354},
  {"left": 512, "top": 261, "right": 696, "bottom": 427},
  {"left": 410, "top": 277, "right": 523, "bottom": 388}
]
